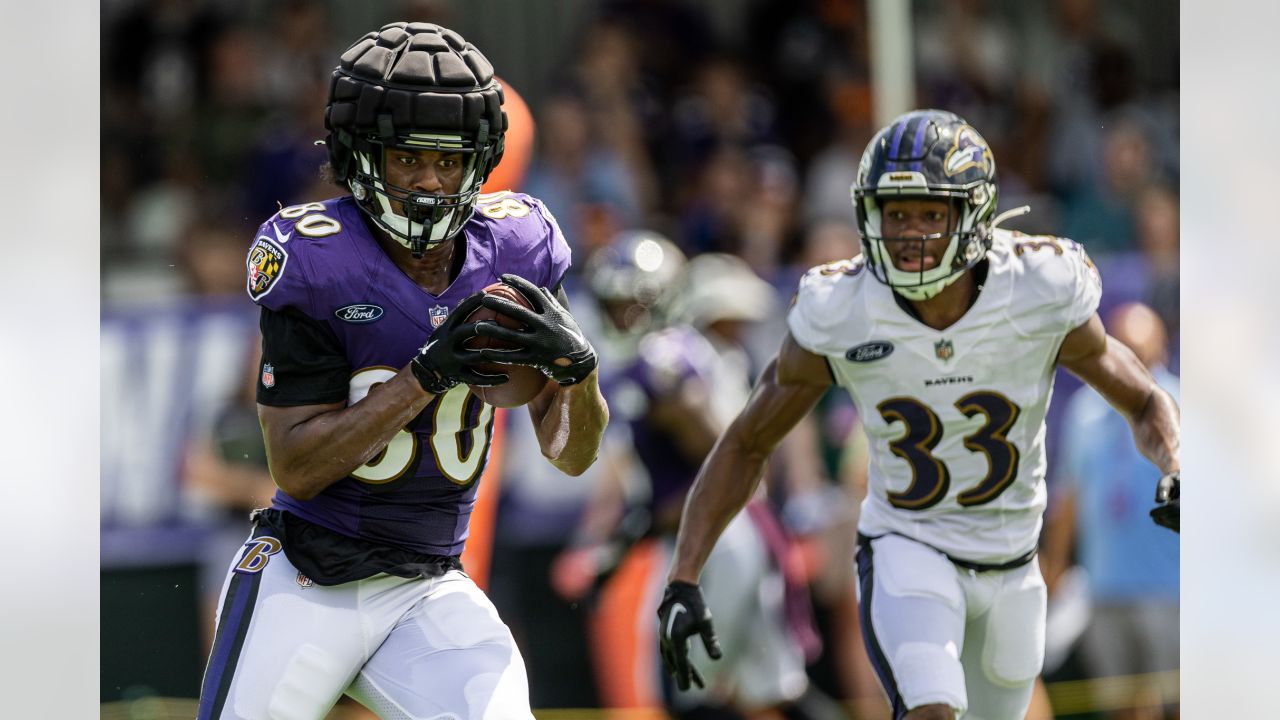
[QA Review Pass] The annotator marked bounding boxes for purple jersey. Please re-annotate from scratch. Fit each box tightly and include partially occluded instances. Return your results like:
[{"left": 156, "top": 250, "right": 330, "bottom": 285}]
[
  {"left": 245, "top": 192, "right": 571, "bottom": 555},
  {"left": 609, "top": 326, "right": 721, "bottom": 515}
]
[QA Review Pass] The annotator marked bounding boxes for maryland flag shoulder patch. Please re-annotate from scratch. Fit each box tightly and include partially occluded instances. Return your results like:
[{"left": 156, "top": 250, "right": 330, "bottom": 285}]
[{"left": 246, "top": 236, "right": 288, "bottom": 301}]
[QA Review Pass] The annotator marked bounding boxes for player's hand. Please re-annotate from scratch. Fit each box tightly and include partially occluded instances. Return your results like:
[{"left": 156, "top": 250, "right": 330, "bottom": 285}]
[
  {"left": 471, "top": 274, "right": 598, "bottom": 385},
  {"left": 657, "top": 580, "right": 722, "bottom": 691},
  {"left": 410, "top": 292, "right": 506, "bottom": 394},
  {"left": 1149, "top": 471, "right": 1179, "bottom": 533}
]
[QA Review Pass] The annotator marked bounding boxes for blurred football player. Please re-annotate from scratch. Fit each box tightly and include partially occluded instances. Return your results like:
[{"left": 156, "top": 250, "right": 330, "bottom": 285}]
[
  {"left": 561, "top": 235, "right": 841, "bottom": 720},
  {"left": 659, "top": 109, "right": 1180, "bottom": 720},
  {"left": 196, "top": 23, "right": 608, "bottom": 720}
]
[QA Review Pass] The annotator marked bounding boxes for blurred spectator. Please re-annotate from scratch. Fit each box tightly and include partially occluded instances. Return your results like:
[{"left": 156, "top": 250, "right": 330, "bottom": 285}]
[
  {"left": 745, "top": 0, "right": 871, "bottom": 166},
  {"left": 177, "top": 221, "right": 258, "bottom": 298},
  {"left": 104, "top": 0, "right": 222, "bottom": 123},
  {"left": 669, "top": 55, "right": 780, "bottom": 182},
  {"left": 1060, "top": 115, "right": 1157, "bottom": 254},
  {"left": 563, "top": 15, "right": 664, "bottom": 212},
  {"left": 523, "top": 92, "right": 647, "bottom": 258},
  {"left": 1134, "top": 184, "right": 1180, "bottom": 359},
  {"left": 801, "top": 74, "right": 873, "bottom": 228},
  {"left": 914, "top": 0, "right": 1020, "bottom": 143},
  {"left": 598, "top": 0, "right": 716, "bottom": 102},
  {"left": 1021, "top": 0, "right": 1143, "bottom": 190},
  {"left": 678, "top": 144, "right": 800, "bottom": 276},
  {"left": 1042, "top": 302, "right": 1180, "bottom": 719},
  {"left": 797, "top": 220, "right": 859, "bottom": 272},
  {"left": 738, "top": 145, "right": 803, "bottom": 279},
  {"left": 104, "top": 151, "right": 204, "bottom": 301},
  {"left": 677, "top": 143, "right": 747, "bottom": 258}
]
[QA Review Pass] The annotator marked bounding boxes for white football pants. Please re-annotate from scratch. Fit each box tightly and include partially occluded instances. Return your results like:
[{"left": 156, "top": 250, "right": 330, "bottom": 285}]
[
  {"left": 196, "top": 526, "right": 534, "bottom": 720},
  {"left": 855, "top": 533, "right": 1046, "bottom": 720}
]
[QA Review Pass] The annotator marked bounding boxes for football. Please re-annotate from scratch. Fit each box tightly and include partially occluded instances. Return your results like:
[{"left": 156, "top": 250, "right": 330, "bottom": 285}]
[{"left": 465, "top": 281, "right": 548, "bottom": 408}]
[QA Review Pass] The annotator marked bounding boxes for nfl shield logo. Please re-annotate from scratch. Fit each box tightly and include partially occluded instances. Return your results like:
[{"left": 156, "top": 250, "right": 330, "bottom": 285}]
[
  {"left": 261, "top": 363, "right": 276, "bottom": 388},
  {"left": 934, "top": 340, "right": 954, "bottom": 360},
  {"left": 429, "top": 305, "right": 449, "bottom": 328}
]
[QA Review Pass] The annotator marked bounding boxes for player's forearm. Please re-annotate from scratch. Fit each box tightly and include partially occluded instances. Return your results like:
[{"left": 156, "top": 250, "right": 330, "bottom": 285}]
[
  {"left": 267, "top": 366, "right": 434, "bottom": 499},
  {"left": 668, "top": 427, "right": 769, "bottom": 584},
  {"left": 1130, "top": 385, "right": 1180, "bottom": 474},
  {"left": 534, "top": 369, "right": 609, "bottom": 476}
]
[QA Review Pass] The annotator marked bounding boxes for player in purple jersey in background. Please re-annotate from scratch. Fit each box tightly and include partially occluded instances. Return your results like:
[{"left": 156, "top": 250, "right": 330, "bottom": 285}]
[
  {"left": 196, "top": 22, "right": 608, "bottom": 720},
  {"left": 556, "top": 234, "right": 841, "bottom": 720}
]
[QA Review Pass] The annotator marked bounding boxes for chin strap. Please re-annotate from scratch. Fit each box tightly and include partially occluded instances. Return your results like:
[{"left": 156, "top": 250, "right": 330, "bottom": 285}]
[{"left": 990, "top": 205, "right": 1031, "bottom": 231}]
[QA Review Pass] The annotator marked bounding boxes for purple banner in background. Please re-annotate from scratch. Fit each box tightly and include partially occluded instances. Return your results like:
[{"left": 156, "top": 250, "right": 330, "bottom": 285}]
[{"left": 101, "top": 297, "right": 258, "bottom": 566}]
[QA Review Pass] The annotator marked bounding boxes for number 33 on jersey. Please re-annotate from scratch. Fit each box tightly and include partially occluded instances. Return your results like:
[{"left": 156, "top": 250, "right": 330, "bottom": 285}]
[{"left": 788, "top": 230, "right": 1101, "bottom": 563}]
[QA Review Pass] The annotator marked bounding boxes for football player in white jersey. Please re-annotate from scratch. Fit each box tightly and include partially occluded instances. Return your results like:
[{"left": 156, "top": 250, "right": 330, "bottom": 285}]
[{"left": 658, "top": 110, "right": 1180, "bottom": 720}]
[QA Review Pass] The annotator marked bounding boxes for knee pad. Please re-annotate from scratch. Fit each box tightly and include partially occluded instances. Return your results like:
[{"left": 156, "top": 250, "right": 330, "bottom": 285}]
[
  {"left": 893, "top": 641, "right": 967, "bottom": 715},
  {"left": 981, "top": 574, "right": 1046, "bottom": 686},
  {"left": 266, "top": 644, "right": 350, "bottom": 720}
]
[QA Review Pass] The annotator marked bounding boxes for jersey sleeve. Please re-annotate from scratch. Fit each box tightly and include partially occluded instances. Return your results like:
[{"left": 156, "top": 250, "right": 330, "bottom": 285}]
[
  {"left": 537, "top": 199, "right": 573, "bottom": 290},
  {"left": 1007, "top": 234, "right": 1103, "bottom": 336},
  {"left": 256, "top": 306, "right": 351, "bottom": 406},
  {"left": 245, "top": 213, "right": 314, "bottom": 314},
  {"left": 1061, "top": 239, "right": 1102, "bottom": 331},
  {"left": 483, "top": 193, "right": 573, "bottom": 290},
  {"left": 786, "top": 261, "right": 859, "bottom": 356},
  {"left": 245, "top": 207, "right": 350, "bottom": 406}
]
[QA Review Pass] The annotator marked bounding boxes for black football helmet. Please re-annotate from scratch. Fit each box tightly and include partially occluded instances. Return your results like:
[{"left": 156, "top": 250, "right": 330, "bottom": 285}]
[
  {"left": 325, "top": 23, "right": 507, "bottom": 255},
  {"left": 852, "top": 109, "right": 998, "bottom": 300}
]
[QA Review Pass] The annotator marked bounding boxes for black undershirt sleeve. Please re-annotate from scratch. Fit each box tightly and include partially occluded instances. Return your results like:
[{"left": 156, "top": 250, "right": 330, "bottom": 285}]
[
  {"left": 554, "top": 283, "right": 572, "bottom": 311},
  {"left": 256, "top": 306, "right": 350, "bottom": 406}
]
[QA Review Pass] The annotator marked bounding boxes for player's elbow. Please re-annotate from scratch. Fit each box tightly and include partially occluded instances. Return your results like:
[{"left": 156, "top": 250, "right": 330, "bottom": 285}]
[
  {"left": 266, "top": 460, "right": 326, "bottom": 501},
  {"left": 271, "top": 473, "right": 320, "bottom": 501},
  {"left": 557, "top": 464, "right": 589, "bottom": 477},
  {"left": 552, "top": 454, "right": 597, "bottom": 477}
]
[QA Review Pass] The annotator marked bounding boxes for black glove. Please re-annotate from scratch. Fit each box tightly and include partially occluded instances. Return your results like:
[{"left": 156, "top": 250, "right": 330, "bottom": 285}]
[
  {"left": 657, "top": 580, "right": 722, "bottom": 691},
  {"left": 410, "top": 292, "right": 506, "bottom": 394},
  {"left": 1149, "top": 471, "right": 1180, "bottom": 533},
  {"left": 472, "top": 274, "right": 598, "bottom": 385}
]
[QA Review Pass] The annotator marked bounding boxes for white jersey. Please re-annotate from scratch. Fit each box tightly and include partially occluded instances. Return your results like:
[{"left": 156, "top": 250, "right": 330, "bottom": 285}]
[{"left": 788, "top": 229, "right": 1101, "bottom": 563}]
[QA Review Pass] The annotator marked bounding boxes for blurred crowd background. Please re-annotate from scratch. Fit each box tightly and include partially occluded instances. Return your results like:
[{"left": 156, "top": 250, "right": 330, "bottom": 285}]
[{"left": 100, "top": 0, "right": 1179, "bottom": 718}]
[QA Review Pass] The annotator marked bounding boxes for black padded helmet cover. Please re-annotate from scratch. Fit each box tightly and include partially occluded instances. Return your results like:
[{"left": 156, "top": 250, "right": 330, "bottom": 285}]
[{"left": 324, "top": 23, "right": 508, "bottom": 252}]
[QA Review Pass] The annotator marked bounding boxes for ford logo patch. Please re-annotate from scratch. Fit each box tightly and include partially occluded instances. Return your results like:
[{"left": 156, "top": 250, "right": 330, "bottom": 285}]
[
  {"left": 846, "top": 341, "right": 894, "bottom": 363},
  {"left": 335, "top": 304, "right": 384, "bottom": 323}
]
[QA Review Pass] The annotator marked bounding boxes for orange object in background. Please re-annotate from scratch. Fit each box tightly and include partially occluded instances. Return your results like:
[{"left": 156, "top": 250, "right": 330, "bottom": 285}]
[
  {"left": 590, "top": 539, "right": 665, "bottom": 714},
  {"left": 459, "top": 408, "right": 507, "bottom": 591},
  {"left": 481, "top": 77, "right": 535, "bottom": 194}
]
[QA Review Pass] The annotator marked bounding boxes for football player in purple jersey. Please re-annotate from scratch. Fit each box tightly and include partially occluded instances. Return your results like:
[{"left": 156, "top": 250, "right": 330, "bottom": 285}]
[{"left": 196, "top": 23, "right": 608, "bottom": 720}]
